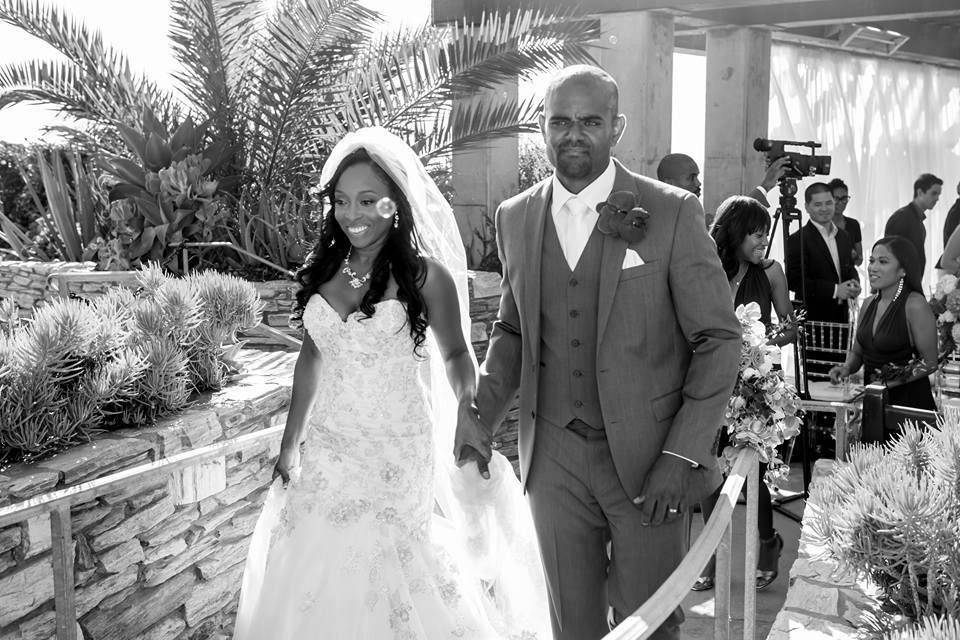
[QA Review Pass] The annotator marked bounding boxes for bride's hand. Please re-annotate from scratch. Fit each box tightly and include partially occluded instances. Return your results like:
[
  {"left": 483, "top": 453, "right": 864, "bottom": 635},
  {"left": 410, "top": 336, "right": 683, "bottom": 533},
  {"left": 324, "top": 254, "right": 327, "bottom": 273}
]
[
  {"left": 273, "top": 445, "right": 300, "bottom": 487},
  {"left": 454, "top": 401, "right": 492, "bottom": 479}
]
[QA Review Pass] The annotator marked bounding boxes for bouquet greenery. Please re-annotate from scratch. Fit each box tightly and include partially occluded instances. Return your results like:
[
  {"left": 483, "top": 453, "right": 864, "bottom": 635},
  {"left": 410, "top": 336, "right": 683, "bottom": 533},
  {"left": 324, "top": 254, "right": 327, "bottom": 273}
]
[{"left": 719, "top": 302, "right": 804, "bottom": 483}]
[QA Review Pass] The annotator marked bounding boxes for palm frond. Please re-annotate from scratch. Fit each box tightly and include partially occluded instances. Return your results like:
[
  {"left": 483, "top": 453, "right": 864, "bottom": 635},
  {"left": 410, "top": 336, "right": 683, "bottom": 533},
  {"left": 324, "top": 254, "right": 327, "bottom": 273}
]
[
  {"left": 342, "top": 7, "right": 596, "bottom": 143},
  {"left": 243, "top": 0, "right": 381, "bottom": 194},
  {"left": 169, "top": 0, "right": 264, "bottom": 140},
  {"left": 412, "top": 93, "right": 545, "bottom": 163},
  {"left": 0, "top": 0, "right": 177, "bottom": 126}
]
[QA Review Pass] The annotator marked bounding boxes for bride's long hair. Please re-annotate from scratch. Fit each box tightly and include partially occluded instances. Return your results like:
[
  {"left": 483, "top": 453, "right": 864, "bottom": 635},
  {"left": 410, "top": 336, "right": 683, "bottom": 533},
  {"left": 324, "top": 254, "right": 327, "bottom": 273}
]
[{"left": 293, "top": 148, "right": 429, "bottom": 355}]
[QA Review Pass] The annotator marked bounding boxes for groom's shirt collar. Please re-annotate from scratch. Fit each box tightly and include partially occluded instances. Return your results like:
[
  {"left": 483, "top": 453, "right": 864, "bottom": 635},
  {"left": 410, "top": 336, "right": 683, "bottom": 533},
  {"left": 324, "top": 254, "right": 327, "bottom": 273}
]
[{"left": 550, "top": 159, "right": 616, "bottom": 216}]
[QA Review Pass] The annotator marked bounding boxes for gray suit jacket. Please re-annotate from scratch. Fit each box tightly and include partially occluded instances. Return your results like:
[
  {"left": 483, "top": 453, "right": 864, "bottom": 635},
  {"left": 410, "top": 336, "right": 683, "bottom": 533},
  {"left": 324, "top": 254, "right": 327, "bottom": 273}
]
[{"left": 476, "top": 159, "right": 742, "bottom": 498}]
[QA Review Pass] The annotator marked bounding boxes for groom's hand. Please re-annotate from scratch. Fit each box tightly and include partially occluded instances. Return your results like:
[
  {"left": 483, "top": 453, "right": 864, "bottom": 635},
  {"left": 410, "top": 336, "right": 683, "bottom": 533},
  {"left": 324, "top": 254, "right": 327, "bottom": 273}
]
[
  {"left": 633, "top": 455, "right": 691, "bottom": 526},
  {"left": 454, "top": 401, "right": 492, "bottom": 479}
]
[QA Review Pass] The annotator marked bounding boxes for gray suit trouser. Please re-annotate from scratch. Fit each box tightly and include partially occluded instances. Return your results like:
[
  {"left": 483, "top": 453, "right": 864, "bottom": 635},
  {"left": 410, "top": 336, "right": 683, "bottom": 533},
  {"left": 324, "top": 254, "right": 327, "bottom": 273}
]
[{"left": 526, "top": 419, "right": 686, "bottom": 640}]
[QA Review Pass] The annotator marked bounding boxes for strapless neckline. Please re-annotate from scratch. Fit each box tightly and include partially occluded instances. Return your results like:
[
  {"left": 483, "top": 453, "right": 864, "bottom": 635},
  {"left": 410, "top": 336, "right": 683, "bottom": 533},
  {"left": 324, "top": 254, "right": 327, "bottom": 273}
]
[{"left": 313, "top": 295, "right": 403, "bottom": 323}]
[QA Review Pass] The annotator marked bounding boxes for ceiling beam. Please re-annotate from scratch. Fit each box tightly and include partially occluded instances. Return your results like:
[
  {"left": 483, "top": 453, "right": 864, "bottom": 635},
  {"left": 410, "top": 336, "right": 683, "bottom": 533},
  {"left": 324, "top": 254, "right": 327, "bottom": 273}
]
[
  {"left": 431, "top": 0, "right": 829, "bottom": 24},
  {"left": 686, "top": 0, "right": 960, "bottom": 29}
]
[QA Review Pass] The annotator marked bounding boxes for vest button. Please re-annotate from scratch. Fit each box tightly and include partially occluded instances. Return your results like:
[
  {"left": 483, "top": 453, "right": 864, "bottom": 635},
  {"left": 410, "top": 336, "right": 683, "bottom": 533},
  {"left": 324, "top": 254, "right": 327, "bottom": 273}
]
[
  {"left": 570, "top": 339, "right": 580, "bottom": 347},
  {"left": 569, "top": 309, "right": 579, "bottom": 318},
  {"left": 573, "top": 369, "right": 583, "bottom": 377},
  {"left": 574, "top": 400, "right": 584, "bottom": 408},
  {"left": 569, "top": 278, "right": 578, "bottom": 286}
]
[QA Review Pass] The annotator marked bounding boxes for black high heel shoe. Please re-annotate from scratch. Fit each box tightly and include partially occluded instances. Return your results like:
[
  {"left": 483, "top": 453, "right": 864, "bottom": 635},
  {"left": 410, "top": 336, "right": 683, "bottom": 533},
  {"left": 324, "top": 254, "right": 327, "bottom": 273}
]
[{"left": 755, "top": 532, "right": 783, "bottom": 591}]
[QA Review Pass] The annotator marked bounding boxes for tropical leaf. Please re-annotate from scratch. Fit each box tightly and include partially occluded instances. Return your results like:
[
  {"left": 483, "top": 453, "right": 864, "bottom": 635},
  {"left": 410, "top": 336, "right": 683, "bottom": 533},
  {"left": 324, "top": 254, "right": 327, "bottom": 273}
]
[
  {"left": 342, "top": 7, "right": 597, "bottom": 152},
  {"left": 0, "top": 0, "right": 180, "bottom": 127},
  {"left": 242, "top": 0, "right": 380, "bottom": 194}
]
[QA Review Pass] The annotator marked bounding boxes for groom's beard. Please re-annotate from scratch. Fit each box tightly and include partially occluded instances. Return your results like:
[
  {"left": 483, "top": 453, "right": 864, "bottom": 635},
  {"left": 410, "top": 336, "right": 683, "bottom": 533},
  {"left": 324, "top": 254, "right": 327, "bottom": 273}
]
[{"left": 554, "top": 144, "right": 594, "bottom": 179}]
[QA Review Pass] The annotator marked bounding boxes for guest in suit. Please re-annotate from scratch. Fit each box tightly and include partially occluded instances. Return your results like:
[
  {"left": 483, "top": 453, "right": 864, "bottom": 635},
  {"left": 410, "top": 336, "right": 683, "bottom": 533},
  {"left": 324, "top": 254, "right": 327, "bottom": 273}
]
[
  {"left": 786, "top": 182, "right": 860, "bottom": 377},
  {"left": 885, "top": 172, "right": 943, "bottom": 278},
  {"left": 655, "top": 152, "right": 789, "bottom": 227},
  {"left": 787, "top": 182, "right": 860, "bottom": 323},
  {"left": 458, "top": 65, "right": 742, "bottom": 640},
  {"left": 937, "top": 180, "right": 960, "bottom": 273},
  {"left": 942, "top": 180, "right": 960, "bottom": 250},
  {"left": 827, "top": 178, "right": 863, "bottom": 266}
]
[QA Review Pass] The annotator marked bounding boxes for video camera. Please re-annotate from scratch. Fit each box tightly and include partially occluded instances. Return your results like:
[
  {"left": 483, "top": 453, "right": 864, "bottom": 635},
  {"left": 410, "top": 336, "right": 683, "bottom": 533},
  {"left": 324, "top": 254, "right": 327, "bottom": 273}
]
[{"left": 753, "top": 138, "right": 831, "bottom": 180}]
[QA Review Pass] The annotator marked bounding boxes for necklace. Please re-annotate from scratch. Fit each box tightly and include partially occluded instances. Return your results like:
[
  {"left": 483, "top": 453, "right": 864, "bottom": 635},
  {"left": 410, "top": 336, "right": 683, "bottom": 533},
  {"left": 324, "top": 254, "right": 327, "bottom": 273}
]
[
  {"left": 732, "top": 264, "right": 748, "bottom": 290},
  {"left": 341, "top": 249, "right": 371, "bottom": 289}
]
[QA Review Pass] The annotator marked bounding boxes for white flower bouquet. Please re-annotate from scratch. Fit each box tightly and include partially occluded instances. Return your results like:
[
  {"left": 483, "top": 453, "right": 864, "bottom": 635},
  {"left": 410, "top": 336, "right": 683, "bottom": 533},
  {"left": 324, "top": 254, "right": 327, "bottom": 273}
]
[{"left": 720, "top": 302, "right": 804, "bottom": 483}]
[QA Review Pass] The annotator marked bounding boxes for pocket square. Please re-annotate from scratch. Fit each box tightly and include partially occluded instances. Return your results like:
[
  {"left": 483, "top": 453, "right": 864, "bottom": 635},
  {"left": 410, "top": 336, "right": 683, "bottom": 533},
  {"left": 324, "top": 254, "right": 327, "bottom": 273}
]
[{"left": 622, "top": 248, "right": 645, "bottom": 269}]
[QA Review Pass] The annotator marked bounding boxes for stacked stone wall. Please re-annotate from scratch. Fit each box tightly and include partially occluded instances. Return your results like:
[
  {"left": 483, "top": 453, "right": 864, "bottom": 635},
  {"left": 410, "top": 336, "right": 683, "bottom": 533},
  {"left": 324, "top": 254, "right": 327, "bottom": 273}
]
[
  {"left": 0, "top": 261, "right": 96, "bottom": 314},
  {"left": 0, "top": 352, "right": 296, "bottom": 640}
]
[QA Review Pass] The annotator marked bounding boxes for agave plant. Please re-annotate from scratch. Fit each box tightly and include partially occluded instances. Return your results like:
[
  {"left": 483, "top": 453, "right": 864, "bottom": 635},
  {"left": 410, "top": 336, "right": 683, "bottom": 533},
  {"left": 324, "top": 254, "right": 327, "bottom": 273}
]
[{"left": 0, "top": 0, "right": 597, "bottom": 271}]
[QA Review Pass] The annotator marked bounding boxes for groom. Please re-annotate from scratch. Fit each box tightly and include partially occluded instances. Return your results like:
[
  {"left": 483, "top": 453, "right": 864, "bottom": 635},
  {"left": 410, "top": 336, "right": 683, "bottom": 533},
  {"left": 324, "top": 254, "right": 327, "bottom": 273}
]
[{"left": 458, "top": 65, "right": 741, "bottom": 639}]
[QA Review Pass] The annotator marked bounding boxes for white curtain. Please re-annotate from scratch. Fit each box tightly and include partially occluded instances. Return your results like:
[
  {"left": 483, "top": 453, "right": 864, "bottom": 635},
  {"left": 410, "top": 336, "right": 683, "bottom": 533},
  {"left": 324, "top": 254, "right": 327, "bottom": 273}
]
[{"left": 766, "top": 43, "right": 960, "bottom": 289}]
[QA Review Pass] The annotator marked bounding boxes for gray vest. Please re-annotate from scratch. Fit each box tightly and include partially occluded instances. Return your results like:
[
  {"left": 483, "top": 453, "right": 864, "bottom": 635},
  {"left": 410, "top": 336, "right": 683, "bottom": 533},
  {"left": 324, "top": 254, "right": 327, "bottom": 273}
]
[{"left": 536, "top": 211, "right": 604, "bottom": 430}]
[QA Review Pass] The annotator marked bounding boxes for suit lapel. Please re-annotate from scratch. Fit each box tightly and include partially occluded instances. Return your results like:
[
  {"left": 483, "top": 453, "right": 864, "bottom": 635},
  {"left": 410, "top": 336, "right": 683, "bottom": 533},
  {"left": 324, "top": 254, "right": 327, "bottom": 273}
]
[
  {"left": 597, "top": 161, "right": 634, "bottom": 343},
  {"left": 523, "top": 181, "right": 550, "bottom": 362},
  {"left": 806, "top": 222, "right": 840, "bottom": 281}
]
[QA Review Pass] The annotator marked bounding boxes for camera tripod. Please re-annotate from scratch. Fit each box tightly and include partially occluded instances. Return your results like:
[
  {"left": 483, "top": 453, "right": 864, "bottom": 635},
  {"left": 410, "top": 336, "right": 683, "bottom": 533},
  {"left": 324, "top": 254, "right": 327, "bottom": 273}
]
[{"left": 765, "top": 177, "right": 812, "bottom": 523}]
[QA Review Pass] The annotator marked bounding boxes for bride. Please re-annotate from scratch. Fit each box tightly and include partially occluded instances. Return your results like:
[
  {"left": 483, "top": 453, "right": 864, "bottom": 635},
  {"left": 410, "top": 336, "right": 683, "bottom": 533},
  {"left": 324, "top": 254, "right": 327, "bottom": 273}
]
[{"left": 233, "top": 128, "right": 549, "bottom": 639}]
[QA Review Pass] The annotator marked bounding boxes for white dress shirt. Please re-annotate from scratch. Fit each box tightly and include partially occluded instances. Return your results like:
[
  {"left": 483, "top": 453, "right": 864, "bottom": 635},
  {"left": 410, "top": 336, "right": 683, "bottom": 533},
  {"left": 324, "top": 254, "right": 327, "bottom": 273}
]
[
  {"left": 810, "top": 219, "right": 843, "bottom": 300},
  {"left": 550, "top": 160, "right": 616, "bottom": 270}
]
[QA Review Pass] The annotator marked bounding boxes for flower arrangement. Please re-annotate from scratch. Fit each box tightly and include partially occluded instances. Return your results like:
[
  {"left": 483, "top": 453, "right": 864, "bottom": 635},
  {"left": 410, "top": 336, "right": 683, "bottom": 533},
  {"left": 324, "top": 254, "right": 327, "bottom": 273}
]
[
  {"left": 929, "top": 274, "right": 960, "bottom": 358},
  {"left": 719, "top": 302, "right": 803, "bottom": 483}
]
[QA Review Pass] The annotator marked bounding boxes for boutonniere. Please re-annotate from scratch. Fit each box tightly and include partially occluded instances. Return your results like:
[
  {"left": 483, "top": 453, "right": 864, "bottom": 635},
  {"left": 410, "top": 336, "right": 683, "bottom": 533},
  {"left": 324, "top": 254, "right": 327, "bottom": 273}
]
[{"left": 596, "top": 190, "right": 649, "bottom": 244}]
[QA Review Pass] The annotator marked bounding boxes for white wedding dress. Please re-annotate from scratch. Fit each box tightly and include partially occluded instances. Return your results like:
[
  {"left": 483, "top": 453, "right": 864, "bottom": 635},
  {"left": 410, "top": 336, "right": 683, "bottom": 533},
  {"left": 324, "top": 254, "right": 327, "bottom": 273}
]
[{"left": 233, "top": 295, "right": 548, "bottom": 640}]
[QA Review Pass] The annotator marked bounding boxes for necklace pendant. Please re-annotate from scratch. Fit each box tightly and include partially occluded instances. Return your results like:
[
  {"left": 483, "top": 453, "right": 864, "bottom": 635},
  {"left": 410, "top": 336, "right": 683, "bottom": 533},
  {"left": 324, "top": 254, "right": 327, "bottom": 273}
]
[{"left": 347, "top": 275, "right": 364, "bottom": 289}]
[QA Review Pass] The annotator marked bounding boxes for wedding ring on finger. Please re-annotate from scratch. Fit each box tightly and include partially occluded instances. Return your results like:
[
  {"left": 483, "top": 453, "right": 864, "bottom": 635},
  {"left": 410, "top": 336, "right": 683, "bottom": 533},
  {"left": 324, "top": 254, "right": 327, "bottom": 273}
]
[{"left": 667, "top": 507, "right": 681, "bottom": 515}]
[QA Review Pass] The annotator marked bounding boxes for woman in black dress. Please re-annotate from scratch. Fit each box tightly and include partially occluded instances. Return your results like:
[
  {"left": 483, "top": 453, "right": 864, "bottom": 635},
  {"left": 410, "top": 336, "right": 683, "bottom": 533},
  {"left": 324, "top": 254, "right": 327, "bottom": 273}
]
[
  {"left": 694, "top": 196, "right": 797, "bottom": 592},
  {"left": 830, "top": 236, "right": 938, "bottom": 438}
]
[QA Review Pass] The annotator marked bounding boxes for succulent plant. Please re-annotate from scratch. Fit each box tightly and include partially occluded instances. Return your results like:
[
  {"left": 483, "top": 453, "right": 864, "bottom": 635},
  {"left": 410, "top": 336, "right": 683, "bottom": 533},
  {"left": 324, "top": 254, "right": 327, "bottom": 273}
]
[
  {"left": 809, "top": 419, "right": 960, "bottom": 627},
  {"left": 96, "top": 106, "right": 237, "bottom": 269},
  {"left": 0, "top": 263, "right": 263, "bottom": 463}
]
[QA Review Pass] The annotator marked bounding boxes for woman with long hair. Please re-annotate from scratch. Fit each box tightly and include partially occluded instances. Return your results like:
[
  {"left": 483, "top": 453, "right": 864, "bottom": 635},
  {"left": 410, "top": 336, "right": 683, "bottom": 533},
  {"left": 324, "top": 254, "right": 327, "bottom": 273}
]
[
  {"left": 830, "top": 236, "right": 938, "bottom": 436},
  {"left": 693, "top": 196, "right": 796, "bottom": 592},
  {"left": 233, "top": 128, "right": 547, "bottom": 639}
]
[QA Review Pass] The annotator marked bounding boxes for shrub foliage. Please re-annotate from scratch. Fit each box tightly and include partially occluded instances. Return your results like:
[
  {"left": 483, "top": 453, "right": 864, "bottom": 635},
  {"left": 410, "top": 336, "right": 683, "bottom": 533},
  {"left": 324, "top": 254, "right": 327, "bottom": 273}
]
[{"left": 0, "top": 264, "right": 263, "bottom": 463}]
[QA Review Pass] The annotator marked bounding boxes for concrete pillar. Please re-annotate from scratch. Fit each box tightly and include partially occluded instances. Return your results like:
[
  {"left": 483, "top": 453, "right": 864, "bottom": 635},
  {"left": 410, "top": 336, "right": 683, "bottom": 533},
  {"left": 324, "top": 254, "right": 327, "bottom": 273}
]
[
  {"left": 597, "top": 11, "right": 674, "bottom": 178},
  {"left": 450, "top": 79, "right": 519, "bottom": 269},
  {"left": 704, "top": 26, "right": 772, "bottom": 219}
]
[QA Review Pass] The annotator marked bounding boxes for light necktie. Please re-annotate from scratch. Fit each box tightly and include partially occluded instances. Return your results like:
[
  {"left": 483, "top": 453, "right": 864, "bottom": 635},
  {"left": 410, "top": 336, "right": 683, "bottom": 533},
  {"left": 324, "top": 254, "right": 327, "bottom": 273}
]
[{"left": 562, "top": 197, "right": 594, "bottom": 270}]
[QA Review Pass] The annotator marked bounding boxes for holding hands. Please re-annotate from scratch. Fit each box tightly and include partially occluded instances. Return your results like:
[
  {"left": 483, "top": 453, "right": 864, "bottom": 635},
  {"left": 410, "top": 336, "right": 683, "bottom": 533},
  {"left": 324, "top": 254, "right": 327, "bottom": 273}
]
[{"left": 454, "top": 401, "right": 492, "bottom": 479}]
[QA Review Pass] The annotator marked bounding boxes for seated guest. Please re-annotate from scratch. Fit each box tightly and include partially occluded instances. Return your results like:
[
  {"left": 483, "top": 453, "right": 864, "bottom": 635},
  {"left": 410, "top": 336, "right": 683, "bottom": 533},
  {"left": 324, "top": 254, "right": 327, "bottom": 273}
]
[
  {"left": 885, "top": 173, "right": 943, "bottom": 279},
  {"left": 693, "top": 196, "right": 796, "bottom": 593},
  {"left": 828, "top": 178, "right": 863, "bottom": 266},
  {"left": 786, "top": 182, "right": 860, "bottom": 376},
  {"left": 830, "top": 237, "right": 938, "bottom": 440}
]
